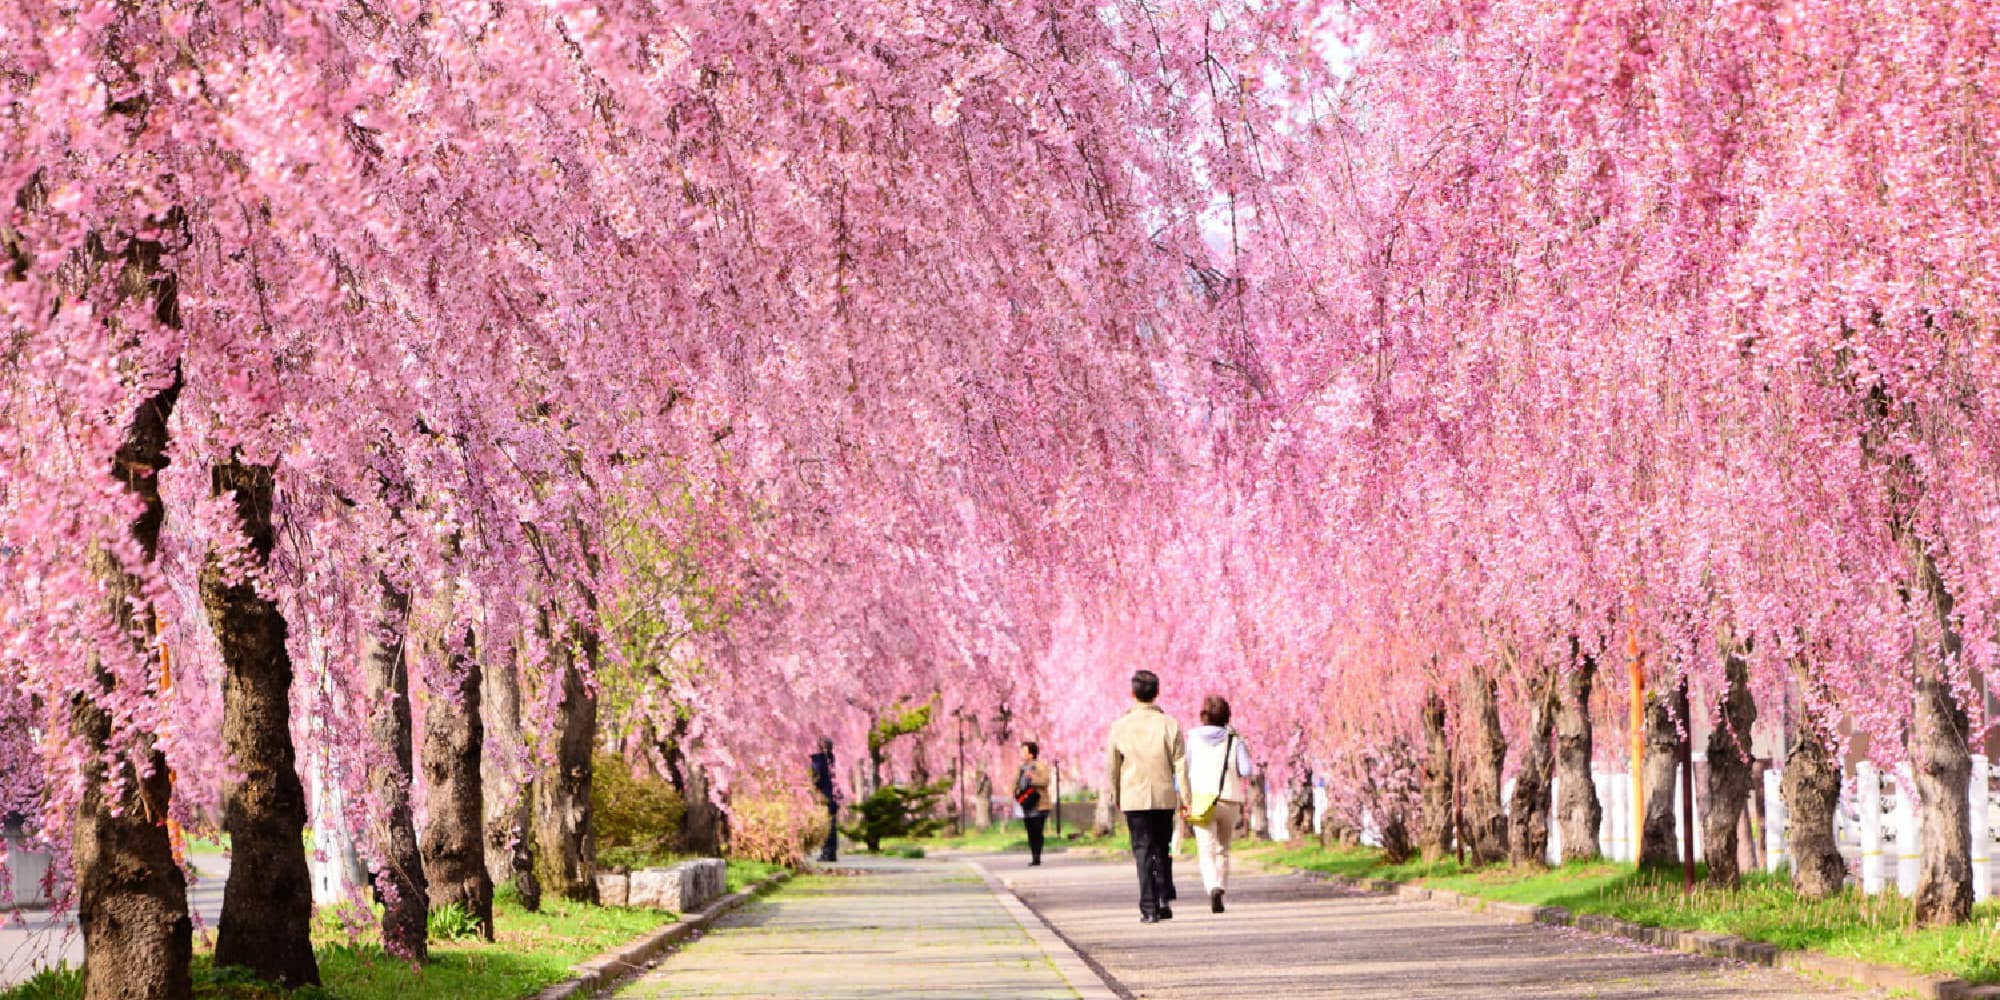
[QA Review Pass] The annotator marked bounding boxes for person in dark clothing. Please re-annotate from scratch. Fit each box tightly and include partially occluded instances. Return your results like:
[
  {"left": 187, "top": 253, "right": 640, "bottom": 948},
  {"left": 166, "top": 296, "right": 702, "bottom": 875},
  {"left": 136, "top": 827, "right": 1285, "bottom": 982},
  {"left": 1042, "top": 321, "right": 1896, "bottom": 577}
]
[
  {"left": 1015, "top": 741, "right": 1053, "bottom": 866},
  {"left": 810, "top": 737, "right": 839, "bottom": 862}
]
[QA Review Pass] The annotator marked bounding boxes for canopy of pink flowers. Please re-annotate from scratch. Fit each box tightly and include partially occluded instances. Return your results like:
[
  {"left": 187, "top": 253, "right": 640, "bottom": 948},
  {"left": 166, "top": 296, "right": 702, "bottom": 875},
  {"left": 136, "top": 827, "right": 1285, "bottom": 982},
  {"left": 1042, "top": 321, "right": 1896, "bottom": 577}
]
[{"left": 4, "top": 0, "right": 1996, "bottom": 847}]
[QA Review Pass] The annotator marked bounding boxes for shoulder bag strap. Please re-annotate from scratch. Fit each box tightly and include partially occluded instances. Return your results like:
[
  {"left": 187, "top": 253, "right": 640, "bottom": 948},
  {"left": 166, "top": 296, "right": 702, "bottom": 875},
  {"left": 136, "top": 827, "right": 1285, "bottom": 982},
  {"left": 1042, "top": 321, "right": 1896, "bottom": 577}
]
[{"left": 1214, "top": 733, "right": 1235, "bottom": 798}]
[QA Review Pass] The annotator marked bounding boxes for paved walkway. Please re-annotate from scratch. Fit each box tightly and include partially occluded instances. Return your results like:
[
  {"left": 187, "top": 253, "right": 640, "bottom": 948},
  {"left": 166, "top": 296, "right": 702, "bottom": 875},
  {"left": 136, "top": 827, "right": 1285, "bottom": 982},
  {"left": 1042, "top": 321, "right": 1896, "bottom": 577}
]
[
  {"left": 615, "top": 855, "right": 1083, "bottom": 999},
  {"left": 997, "top": 854, "right": 1880, "bottom": 999}
]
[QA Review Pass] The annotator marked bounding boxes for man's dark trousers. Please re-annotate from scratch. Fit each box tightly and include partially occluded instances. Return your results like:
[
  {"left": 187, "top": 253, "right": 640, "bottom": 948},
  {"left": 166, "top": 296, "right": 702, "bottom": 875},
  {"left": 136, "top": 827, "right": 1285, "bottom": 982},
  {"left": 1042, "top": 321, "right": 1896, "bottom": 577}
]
[
  {"left": 1024, "top": 814, "right": 1048, "bottom": 864},
  {"left": 820, "top": 805, "right": 839, "bottom": 861},
  {"left": 1124, "top": 809, "right": 1177, "bottom": 916}
]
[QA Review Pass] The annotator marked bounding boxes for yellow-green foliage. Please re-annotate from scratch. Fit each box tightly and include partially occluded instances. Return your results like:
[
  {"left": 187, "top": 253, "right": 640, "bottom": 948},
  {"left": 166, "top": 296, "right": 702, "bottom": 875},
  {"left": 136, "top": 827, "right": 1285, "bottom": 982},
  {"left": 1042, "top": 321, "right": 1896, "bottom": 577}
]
[
  {"left": 730, "top": 793, "right": 823, "bottom": 864},
  {"left": 591, "top": 753, "right": 685, "bottom": 860},
  {"left": 866, "top": 699, "right": 935, "bottom": 765}
]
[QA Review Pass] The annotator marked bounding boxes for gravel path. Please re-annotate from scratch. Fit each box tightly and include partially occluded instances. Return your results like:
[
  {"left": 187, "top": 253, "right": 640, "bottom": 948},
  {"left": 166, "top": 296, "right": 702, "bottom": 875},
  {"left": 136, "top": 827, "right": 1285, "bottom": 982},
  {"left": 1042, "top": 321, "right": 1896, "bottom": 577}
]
[{"left": 993, "top": 853, "right": 1882, "bottom": 1000}]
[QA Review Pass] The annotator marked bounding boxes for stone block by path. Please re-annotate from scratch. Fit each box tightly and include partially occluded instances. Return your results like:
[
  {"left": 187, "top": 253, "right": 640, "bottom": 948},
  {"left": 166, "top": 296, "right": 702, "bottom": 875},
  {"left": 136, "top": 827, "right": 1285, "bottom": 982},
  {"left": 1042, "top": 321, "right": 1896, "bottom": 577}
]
[
  {"left": 606, "top": 859, "right": 727, "bottom": 913},
  {"left": 999, "top": 854, "right": 1889, "bottom": 999},
  {"left": 598, "top": 871, "right": 630, "bottom": 908},
  {"left": 615, "top": 855, "right": 1083, "bottom": 998}
]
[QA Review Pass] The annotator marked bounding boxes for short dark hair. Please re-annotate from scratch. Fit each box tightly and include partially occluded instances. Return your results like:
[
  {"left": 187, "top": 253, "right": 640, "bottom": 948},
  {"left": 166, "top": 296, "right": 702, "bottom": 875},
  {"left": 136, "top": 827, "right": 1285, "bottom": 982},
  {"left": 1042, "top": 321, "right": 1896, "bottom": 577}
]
[
  {"left": 1131, "top": 670, "right": 1160, "bottom": 703},
  {"left": 1023, "top": 741, "right": 1040, "bottom": 758},
  {"left": 1200, "top": 695, "right": 1231, "bottom": 727}
]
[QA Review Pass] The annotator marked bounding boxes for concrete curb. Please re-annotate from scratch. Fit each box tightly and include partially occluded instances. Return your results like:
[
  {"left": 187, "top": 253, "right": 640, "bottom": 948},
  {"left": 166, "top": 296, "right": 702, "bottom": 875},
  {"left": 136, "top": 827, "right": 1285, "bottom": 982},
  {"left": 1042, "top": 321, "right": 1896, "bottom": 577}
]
[
  {"left": 1283, "top": 866, "right": 1985, "bottom": 1000},
  {"left": 531, "top": 869, "right": 793, "bottom": 1000},
  {"left": 971, "top": 861, "right": 1123, "bottom": 1000}
]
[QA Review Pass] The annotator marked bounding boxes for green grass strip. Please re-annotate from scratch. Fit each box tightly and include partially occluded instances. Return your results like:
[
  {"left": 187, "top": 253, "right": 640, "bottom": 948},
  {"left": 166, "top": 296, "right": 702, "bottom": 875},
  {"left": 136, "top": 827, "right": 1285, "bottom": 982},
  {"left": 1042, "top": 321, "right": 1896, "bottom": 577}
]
[{"left": 1252, "top": 841, "right": 2000, "bottom": 984}]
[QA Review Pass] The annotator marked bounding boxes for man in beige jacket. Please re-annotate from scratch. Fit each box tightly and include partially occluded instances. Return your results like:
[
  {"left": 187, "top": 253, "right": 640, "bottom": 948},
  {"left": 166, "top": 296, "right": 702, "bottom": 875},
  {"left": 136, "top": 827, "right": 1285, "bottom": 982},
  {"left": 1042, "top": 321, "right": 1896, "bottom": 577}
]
[{"left": 1105, "top": 670, "right": 1188, "bottom": 922}]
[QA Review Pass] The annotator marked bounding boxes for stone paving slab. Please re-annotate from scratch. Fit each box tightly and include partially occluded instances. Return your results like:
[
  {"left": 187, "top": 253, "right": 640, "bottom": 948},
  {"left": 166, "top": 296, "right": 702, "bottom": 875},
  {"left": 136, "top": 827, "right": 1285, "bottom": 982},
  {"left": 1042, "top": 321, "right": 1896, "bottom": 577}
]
[
  {"left": 997, "top": 854, "right": 1888, "bottom": 1000},
  {"left": 615, "top": 855, "right": 1081, "bottom": 999}
]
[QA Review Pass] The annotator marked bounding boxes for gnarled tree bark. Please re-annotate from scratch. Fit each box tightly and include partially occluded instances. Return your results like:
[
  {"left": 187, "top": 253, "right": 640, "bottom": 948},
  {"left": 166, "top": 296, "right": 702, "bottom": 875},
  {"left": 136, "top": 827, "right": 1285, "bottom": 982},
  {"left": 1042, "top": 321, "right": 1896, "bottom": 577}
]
[
  {"left": 1285, "top": 759, "right": 1315, "bottom": 842},
  {"left": 1555, "top": 651, "right": 1602, "bottom": 862},
  {"left": 1782, "top": 692, "right": 1846, "bottom": 898},
  {"left": 481, "top": 640, "right": 539, "bottom": 911},
  {"left": 362, "top": 581, "right": 426, "bottom": 958},
  {"left": 663, "top": 712, "right": 728, "bottom": 856},
  {"left": 1507, "top": 666, "right": 1558, "bottom": 867},
  {"left": 1910, "top": 543, "right": 1972, "bottom": 925},
  {"left": 533, "top": 621, "right": 599, "bottom": 903},
  {"left": 1704, "top": 648, "right": 1758, "bottom": 887},
  {"left": 421, "top": 627, "right": 492, "bottom": 939},
  {"left": 1246, "top": 768, "right": 1270, "bottom": 838},
  {"left": 1863, "top": 386, "right": 1972, "bottom": 924},
  {"left": 205, "top": 458, "right": 318, "bottom": 987},
  {"left": 1464, "top": 672, "right": 1508, "bottom": 864},
  {"left": 1418, "top": 691, "right": 1454, "bottom": 862},
  {"left": 74, "top": 355, "right": 192, "bottom": 1000},
  {"left": 1638, "top": 682, "right": 1686, "bottom": 869},
  {"left": 972, "top": 769, "right": 993, "bottom": 829}
]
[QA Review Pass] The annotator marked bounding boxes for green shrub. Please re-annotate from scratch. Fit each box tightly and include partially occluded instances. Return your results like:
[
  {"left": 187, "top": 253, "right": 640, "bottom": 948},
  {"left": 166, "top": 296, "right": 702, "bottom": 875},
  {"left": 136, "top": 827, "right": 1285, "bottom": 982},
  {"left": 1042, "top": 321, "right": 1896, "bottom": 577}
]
[
  {"left": 732, "top": 791, "right": 824, "bottom": 863},
  {"left": 426, "top": 902, "right": 483, "bottom": 942},
  {"left": 591, "top": 753, "right": 686, "bottom": 860},
  {"left": 844, "top": 780, "right": 951, "bottom": 853},
  {"left": 0, "top": 965, "right": 80, "bottom": 1000}
]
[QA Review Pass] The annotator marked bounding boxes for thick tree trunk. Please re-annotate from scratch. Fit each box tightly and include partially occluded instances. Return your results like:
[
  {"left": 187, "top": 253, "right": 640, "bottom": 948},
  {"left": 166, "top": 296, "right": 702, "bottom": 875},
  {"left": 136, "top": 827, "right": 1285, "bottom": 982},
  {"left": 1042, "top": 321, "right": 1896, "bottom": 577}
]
[
  {"left": 660, "top": 712, "right": 723, "bottom": 856},
  {"left": 1782, "top": 700, "right": 1847, "bottom": 898},
  {"left": 1092, "top": 789, "right": 1117, "bottom": 837},
  {"left": 681, "top": 763, "right": 728, "bottom": 856},
  {"left": 1864, "top": 390, "right": 1972, "bottom": 923},
  {"left": 1507, "top": 670, "right": 1558, "bottom": 867},
  {"left": 421, "top": 630, "right": 492, "bottom": 939},
  {"left": 1285, "top": 760, "right": 1315, "bottom": 842},
  {"left": 1910, "top": 544, "right": 1974, "bottom": 925},
  {"left": 1379, "top": 809, "right": 1414, "bottom": 864},
  {"left": 362, "top": 582, "right": 426, "bottom": 958},
  {"left": 1419, "top": 691, "right": 1454, "bottom": 862},
  {"left": 972, "top": 770, "right": 993, "bottom": 828},
  {"left": 72, "top": 674, "right": 193, "bottom": 1000},
  {"left": 72, "top": 234, "right": 192, "bottom": 1000},
  {"left": 1319, "top": 810, "right": 1355, "bottom": 846},
  {"left": 1639, "top": 684, "right": 1686, "bottom": 869},
  {"left": 481, "top": 642, "right": 539, "bottom": 911},
  {"left": 533, "top": 625, "right": 598, "bottom": 903},
  {"left": 1464, "top": 674, "right": 1508, "bottom": 865},
  {"left": 1913, "top": 676, "right": 1974, "bottom": 925},
  {"left": 1704, "top": 650, "right": 1758, "bottom": 888},
  {"left": 1246, "top": 769, "right": 1270, "bottom": 838},
  {"left": 205, "top": 459, "right": 318, "bottom": 987},
  {"left": 1555, "top": 654, "right": 1602, "bottom": 862}
]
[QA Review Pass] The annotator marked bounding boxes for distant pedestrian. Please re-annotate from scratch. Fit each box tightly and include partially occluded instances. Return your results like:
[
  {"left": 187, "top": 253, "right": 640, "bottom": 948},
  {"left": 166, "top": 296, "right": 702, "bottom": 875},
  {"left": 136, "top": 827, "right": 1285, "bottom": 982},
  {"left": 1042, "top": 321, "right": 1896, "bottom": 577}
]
[
  {"left": 1186, "top": 695, "right": 1254, "bottom": 913},
  {"left": 810, "top": 737, "right": 839, "bottom": 862},
  {"left": 1105, "top": 669, "right": 1187, "bottom": 923},
  {"left": 1015, "top": 741, "right": 1053, "bottom": 866}
]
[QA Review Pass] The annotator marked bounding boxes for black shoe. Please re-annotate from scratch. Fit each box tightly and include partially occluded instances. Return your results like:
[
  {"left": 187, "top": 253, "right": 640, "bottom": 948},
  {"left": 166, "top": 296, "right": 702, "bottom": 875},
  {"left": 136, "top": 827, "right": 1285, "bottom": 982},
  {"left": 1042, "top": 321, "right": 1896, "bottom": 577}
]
[
  {"left": 1140, "top": 913, "right": 1160, "bottom": 924},
  {"left": 1157, "top": 905, "right": 1173, "bottom": 920},
  {"left": 1211, "top": 889, "right": 1225, "bottom": 913}
]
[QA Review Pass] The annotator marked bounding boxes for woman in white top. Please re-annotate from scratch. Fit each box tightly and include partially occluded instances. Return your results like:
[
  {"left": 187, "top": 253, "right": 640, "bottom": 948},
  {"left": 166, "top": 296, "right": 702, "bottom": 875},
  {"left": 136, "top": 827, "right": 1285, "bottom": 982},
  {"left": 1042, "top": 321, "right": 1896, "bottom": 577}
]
[{"left": 1185, "top": 694, "right": 1254, "bottom": 912}]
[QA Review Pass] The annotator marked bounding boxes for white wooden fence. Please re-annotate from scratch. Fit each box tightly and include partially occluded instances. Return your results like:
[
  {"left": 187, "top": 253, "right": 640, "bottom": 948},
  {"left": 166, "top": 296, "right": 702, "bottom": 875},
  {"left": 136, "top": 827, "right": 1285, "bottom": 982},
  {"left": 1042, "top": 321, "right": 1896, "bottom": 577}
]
[{"left": 1269, "top": 754, "right": 2000, "bottom": 901}]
